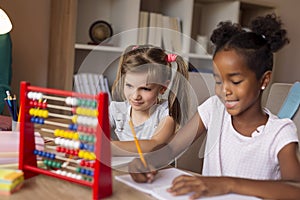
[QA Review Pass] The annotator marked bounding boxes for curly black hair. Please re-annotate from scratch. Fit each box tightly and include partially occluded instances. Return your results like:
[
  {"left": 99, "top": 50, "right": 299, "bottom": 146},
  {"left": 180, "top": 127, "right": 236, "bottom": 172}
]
[{"left": 210, "top": 13, "right": 289, "bottom": 79}]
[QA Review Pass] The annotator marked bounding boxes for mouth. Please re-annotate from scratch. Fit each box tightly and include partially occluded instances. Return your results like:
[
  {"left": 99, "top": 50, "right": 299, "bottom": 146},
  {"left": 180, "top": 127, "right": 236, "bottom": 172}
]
[
  {"left": 130, "top": 100, "right": 143, "bottom": 106},
  {"left": 224, "top": 100, "right": 238, "bottom": 109}
]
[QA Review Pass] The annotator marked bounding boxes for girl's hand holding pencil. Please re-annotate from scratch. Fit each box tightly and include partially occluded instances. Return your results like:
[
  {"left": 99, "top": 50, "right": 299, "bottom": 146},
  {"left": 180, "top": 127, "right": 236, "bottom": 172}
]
[
  {"left": 128, "top": 119, "right": 157, "bottom": 183},
  {"left": 128, "top": 157, "right": 157, "bottom": 183}
]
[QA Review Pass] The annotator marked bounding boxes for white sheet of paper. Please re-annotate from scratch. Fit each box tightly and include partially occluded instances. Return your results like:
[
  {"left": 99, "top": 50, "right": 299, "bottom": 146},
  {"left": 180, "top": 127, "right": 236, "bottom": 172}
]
[{"left": 115, "top": 168, "right": 262, "bottom": 200}]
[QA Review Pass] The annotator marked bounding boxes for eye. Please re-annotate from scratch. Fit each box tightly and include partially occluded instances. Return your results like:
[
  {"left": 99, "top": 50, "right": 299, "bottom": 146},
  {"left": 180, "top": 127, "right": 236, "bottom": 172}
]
[
  {"left": 125, "top": 83, "right": 133, "bottom": 88},
  {"left": 141, "top": 87, "right": 151, "bottom": 91},
  {"left": 215, "top": 81, "right": 222, "bottom": 85},
  {"left": 232, "top": 80, "right": 242, "bottom": 85}
]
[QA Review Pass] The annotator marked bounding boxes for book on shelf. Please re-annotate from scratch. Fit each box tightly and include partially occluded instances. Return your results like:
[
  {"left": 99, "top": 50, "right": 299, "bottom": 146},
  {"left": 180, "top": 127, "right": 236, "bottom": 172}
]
[
  {"left": 73, "top": 73, "right": 112, "bottom": 102},
  {"left": 148, "top": 12, "right": 157, "bottom": 46},
  {"left": 155, "top": 13, "right": 163, "bottom": 47},
  {"left": 137, "top": 11, "right": 183, "bottom": 52},
  {"left": 169, "top": 16, "right": 182, "bottom": 53},
  {"left": 115, "top": 168, "right": 261, "bottom": 200},
  {"left": 137, "top": 11, "right": 149, "bottom": 45},
  {"left": 162, "top": 15, "right": 173, "bottom": 52}
]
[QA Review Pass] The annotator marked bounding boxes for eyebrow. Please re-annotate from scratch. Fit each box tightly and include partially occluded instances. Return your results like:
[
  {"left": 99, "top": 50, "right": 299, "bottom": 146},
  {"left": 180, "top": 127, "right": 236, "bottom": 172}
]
[
  {"left": 228, "top": 72, "right": 242, "bottom": 77},
  {"left": 213, "top": 72, "right": 242, "bottom": 78},
  {"left": 124, "top": 80, "right": 151, "bottom": 87}
]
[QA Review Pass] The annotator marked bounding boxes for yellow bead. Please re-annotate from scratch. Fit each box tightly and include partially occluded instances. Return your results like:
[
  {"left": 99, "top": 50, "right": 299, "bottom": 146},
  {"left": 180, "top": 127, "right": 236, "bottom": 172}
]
[
  {"left": 67, "top": 131, "right": 73, "bottom": 139},
  {"left": 42, "top": 110, "right": 48, "bottom": 118},
  {"left": 72, "top": 115, "right": 78, "bottom": 123},
  {"left": 76, "top": 107, "right": 82, "bottom": 115},
  {"left": 29, "top": 108, "right": 35, "bottom": 116},
  {"left": 54, "top": 129, "right": 60, "bottom": 137},
  {"left": 62, "top": 130, "right": 68, "bottom": 138},
  {"left": 33, "top": 109, "right": 39, "bottom": 116},
  {"left": 73, "top": 132, "right": 79, "bottom": 140},
  {"left": 94, "top": 110, "right": 98, "bottom": 117},
  {"left": 90, "top": 153, "right": 96, "bottom": 160},
  {"left": 78, "top": 150, "right": 84, "bottom": 158}
]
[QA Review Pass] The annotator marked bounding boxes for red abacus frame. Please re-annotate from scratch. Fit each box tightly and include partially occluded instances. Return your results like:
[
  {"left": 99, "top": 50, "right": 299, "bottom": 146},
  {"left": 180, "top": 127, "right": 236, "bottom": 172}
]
[{"left": 18, "top": 81, "right": 112, "bottom": 199}]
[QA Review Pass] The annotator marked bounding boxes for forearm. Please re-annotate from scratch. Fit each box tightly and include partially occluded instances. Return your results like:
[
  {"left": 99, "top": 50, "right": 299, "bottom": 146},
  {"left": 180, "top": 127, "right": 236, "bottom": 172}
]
[
  {"left": 143, "top": 114, "right": 204, "bottom": 169},
  {"left": 230, "top": 177, "right": 300, "bottom": 199},
  {"left": 111, "top": 140, "right": 161, "bottom": 156}
]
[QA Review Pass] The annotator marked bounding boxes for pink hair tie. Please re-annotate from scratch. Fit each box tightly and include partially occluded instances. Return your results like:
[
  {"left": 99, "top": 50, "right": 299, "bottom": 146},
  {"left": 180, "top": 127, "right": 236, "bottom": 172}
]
[
  {"left": 132, "top": 45, "right": 139, "bottom": 50},
  {"left": 166, "top": 54, "right": 177, "bottom": 63}
]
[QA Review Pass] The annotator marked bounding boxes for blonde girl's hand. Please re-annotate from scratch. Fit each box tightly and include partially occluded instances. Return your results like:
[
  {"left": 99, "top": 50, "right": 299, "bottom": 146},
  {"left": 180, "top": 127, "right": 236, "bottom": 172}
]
[
  {"left": 168, "top": 175, "right": 231, "bottom": 199},
  {"left": 128, "top": 157, "right": 157, "bottom": 183}
]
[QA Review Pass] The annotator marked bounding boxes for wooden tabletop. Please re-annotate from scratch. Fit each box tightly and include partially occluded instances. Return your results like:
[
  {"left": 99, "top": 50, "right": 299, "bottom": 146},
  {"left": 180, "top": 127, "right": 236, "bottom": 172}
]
[{"left": 1, "top": 170, "right": 155, "bottom": 200}]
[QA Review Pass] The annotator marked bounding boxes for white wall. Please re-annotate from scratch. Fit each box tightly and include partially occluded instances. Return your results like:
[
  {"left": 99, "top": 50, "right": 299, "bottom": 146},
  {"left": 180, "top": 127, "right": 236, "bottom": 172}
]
[{"left": 264, "top": 0, "right": 300, "bottom": 83}]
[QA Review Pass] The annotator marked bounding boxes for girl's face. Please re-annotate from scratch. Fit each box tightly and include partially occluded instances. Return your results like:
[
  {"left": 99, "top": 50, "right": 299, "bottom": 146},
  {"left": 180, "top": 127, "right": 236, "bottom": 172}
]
[
  {"left": 124, "top": 71, "right": 163, "bottom": 113},
  {"left": 213, "top": 49, "right": 262, "bottom": 116}
]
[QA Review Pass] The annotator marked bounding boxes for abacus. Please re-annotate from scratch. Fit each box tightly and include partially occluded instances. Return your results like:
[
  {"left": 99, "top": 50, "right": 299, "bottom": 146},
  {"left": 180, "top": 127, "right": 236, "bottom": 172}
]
[{"left": 18, "top": 81, "right": 112, "bottom": 199}]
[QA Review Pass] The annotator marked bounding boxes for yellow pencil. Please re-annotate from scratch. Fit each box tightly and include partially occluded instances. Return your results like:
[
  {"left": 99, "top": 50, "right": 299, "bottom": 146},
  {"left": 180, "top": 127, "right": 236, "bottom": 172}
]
[{"left": 128, "top": 119, "right": 148, "bottom": 168}]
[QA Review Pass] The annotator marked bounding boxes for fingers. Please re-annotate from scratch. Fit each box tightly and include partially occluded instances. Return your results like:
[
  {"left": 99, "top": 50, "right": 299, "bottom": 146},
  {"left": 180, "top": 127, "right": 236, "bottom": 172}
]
[
  {"left": 168, "top": 175, "right": 208, "bottom": 198},
  {"left": 128, "top": 158, "right": 157, "bottom": 183}
]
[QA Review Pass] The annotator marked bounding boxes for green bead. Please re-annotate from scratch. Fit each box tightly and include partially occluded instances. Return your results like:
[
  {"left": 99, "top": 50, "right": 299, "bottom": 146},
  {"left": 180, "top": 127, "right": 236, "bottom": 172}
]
[
  {"left": 91, "top": 101, "right": 97, "bottom": 108},
  {"left": 88, "top": 135, "right": 94, "bottom": 143}
]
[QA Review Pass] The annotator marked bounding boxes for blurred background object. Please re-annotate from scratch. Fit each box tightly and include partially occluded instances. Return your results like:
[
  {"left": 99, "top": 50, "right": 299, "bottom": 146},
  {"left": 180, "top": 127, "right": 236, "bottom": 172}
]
[{"left": 0, "top": 8, "right": 12, "bottom": 114}]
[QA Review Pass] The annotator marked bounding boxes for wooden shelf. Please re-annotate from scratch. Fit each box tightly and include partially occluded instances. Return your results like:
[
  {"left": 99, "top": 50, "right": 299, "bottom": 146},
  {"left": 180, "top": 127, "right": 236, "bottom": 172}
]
[
  {"left": 75, "top": 44, "right": 124, "bottom": 53},
  {"left": 187, "top": 53, "right": 212, "bottom": 59}
]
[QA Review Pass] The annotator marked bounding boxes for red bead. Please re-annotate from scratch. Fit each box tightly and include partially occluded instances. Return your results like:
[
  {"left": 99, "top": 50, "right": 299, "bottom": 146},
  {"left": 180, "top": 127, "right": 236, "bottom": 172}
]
[
  {"left": 61, "top": 147, "right": 66, "bottom": 153},
  {"left": 70, "top": 149, "right": 75, "bottom": 155},
  {"left": 56, "top": 146, "right": 61, "bottom": 152},
  {"left": 77, "top": 125, "right": 83, "bottom": 132},
  {"left": 33, "top": 101, "right": 38, "bottom": 107},
  {"left": 83, "top": 126, "right": 88, "bottom": 133},
  {"left": 86, "top": 162, "right": 91, "bottom": 167},
  {"left": 38, "top": 102, "right": 43, "bottom": 108},
  {"left": 42, "top": 102, "right": 47, "bottom": 109},
  {"left": 71, "top": 107, "right": 77, "bottom": 114},
  {"left": 80, "top": 160, "right": 86, "bottom": 166},
  {"left": 66, "top": 149, "right": 71, "bottom": 154}
]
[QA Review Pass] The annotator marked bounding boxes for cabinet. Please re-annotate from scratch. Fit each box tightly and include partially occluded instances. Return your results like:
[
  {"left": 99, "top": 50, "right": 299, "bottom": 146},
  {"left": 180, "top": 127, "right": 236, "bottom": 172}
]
[{"left": 48, "top": 0, "right": 275, "bottom": 90}]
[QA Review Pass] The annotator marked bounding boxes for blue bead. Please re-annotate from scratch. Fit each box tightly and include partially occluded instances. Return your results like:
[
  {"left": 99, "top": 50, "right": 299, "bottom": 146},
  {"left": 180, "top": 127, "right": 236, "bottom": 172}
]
[
  {"left": 39, "top": 118, "right": 44, "bottom": 124},
  {"left": 45, "top": 152, "right": 50, "bottom": 158},
  {"left": 33, "top": 149, "right": 38, "bottom": 155},
  {"left": 38, "top": 151, "right": 43, "bottom": 156},
  {"left": 69, "top": 124, "right": 77, "bottom": 131},
  {"left": 79, "top": 143, "right": 84, "bottom": 149},
  {"left": 34, "top": 117, "right": 39, "bottom": 123},
  {"left": 50, "top": 153, "right": 55, "bottom": 159},
  {"left": 31, "top": 117, "right": 35, "bottom": 123},
  {"left": 86, "top": 170, "right": 92, "bottom": 176},
  {"left": 89, "top": 145, "right": 94, "bottom": 152},
  {"left": 80, "top": 168, "right": 86, "bottom": 174},
  {"left": 73, "top": 124, "right": 78, "bottom": 131}
]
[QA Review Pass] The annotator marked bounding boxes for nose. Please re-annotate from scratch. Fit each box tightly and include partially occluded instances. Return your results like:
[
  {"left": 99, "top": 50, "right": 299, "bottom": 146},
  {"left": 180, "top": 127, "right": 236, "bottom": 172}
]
[
  {"left": 131, "top": 89, "right": 141, "bottom": 100},
  {"left": 222, "top": 82, "right": 231, "bottom": 96}
]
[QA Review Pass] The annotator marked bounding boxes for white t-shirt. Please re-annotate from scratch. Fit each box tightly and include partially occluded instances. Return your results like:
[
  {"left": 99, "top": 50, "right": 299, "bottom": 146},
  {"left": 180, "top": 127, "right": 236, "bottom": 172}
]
[
  {"left": 109, "top": 101, "right": 169, "bottom": 141},
  {"left": 198, "top": 95, "right": 299, "bottom": 180}
]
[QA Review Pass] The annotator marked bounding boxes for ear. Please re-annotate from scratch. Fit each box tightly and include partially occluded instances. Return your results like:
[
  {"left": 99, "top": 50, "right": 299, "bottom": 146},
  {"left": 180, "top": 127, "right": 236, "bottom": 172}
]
[
  {"left": 159, "top": 86, "right": 167, "bottom": 94},
  {"left": 159, "top": 80, "right": 170, "bottom": 94},
  {"left": 260, "top": 71, "right": 272, "bottom": 90}
]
